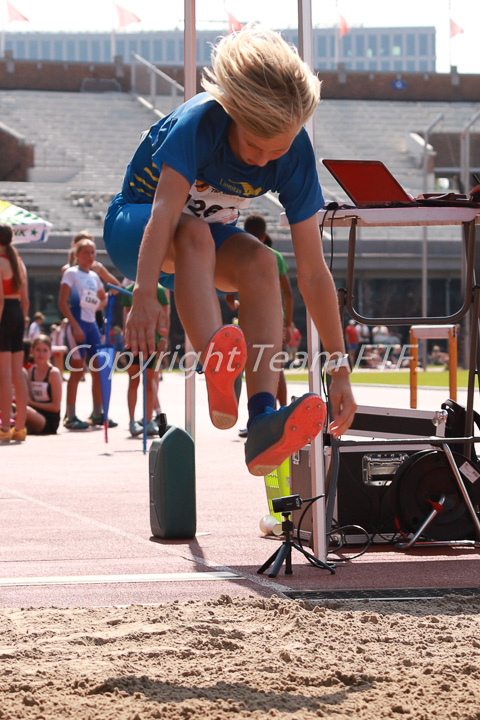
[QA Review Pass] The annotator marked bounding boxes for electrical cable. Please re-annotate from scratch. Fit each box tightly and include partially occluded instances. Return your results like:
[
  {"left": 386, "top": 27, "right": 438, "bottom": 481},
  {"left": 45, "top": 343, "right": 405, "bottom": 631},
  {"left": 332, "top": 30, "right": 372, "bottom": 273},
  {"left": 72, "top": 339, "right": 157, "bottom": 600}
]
[{"left": 327, "top": 523, "right": 371, "bottom": 560}]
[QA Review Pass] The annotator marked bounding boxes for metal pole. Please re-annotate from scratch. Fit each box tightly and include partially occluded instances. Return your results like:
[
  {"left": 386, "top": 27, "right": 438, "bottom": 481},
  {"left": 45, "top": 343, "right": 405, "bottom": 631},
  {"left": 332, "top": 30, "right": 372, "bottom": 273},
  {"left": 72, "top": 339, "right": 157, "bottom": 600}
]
[
  {"left": 298, "top": 0, "right": 328, "bottom": 564},
  {"left": 420, "top": 113, "right": 443, "bottom": 368},
  {"left": 130, "top": 52, "right": 136, "bottom": 94},
  {"left": 459, "top": 108, "right": 480, "bottom": 370},
  {"left": 183, "top": 0, "right": 196, "bottom": 440},
  {"left": 460, "top": 108, "right": 480, "bottom": 195}
]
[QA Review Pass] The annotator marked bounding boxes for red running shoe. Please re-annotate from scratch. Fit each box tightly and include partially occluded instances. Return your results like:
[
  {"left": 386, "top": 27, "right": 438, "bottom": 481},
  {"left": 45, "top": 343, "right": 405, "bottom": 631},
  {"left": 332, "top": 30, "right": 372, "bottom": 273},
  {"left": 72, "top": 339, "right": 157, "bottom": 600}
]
[
  {"left": 203, "top": 325, "right": 247, "bottom": 429},
  {"left": 245, "top": 394, "right": 327, "bottom": 476}
]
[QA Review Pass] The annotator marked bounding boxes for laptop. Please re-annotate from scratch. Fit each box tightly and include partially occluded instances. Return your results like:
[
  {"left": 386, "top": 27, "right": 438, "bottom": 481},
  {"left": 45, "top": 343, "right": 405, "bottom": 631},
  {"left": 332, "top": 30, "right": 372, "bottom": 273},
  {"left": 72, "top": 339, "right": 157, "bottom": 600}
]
[{"left": 322, "top": 159, "right": 413, "bottom": 207}]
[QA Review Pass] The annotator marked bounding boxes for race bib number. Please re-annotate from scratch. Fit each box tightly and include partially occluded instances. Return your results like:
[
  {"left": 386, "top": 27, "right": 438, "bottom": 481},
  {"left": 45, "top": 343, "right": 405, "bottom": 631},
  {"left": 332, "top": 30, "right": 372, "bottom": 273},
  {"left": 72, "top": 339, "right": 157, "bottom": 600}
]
[
  {"left": 30, "top": 381, "right": 49, "bottom": 403},
  {"left": 80, "top": 289, "right": 100, "bottom": 310},
  {"left": 183, "top": 180, "right": 252, "bottom": 224}
]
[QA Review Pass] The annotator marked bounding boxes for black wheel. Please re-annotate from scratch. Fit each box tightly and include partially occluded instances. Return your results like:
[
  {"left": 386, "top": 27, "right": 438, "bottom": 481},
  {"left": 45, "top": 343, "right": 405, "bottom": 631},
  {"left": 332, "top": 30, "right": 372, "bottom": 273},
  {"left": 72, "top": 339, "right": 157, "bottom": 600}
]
[{"left": 393, "top": 449, "right": 480, "bottom": 541}]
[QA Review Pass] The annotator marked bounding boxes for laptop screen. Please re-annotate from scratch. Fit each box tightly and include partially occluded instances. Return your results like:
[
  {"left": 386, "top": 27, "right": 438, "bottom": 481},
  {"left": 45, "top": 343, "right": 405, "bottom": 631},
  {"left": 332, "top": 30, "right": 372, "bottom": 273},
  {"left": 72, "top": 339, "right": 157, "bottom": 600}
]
[{"left": 322, "top": 159, "right": 412, "bottom": 206}]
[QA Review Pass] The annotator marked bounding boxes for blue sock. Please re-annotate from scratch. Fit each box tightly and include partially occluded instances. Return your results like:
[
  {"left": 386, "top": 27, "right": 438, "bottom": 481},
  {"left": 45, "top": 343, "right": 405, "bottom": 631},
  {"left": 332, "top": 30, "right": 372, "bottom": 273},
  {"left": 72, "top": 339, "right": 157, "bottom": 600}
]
[{"left": 247, "top": 392, "right": 276, "bottom": 428}]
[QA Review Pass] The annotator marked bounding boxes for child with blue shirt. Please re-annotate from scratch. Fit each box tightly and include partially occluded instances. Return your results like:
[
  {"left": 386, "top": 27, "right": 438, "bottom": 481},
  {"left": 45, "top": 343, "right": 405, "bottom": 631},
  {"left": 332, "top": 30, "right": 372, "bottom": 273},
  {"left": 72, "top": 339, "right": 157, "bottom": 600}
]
[{"left": 104, "top": 26, "right": 356, "bottom": 475}]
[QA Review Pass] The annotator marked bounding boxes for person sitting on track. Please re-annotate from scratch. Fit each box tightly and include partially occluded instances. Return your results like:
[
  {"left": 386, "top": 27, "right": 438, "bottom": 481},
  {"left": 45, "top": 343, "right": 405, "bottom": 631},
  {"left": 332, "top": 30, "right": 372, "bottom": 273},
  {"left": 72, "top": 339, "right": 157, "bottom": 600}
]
[{"left": 24, "top": 334, "right": 62, "bottom": 435}]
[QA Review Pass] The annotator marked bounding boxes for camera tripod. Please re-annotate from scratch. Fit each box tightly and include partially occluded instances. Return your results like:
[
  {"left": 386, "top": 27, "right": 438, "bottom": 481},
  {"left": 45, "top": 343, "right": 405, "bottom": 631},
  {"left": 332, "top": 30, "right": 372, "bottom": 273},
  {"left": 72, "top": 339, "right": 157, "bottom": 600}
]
[{"left": 257, "top": 512, "right": 336, "bottom": 578}]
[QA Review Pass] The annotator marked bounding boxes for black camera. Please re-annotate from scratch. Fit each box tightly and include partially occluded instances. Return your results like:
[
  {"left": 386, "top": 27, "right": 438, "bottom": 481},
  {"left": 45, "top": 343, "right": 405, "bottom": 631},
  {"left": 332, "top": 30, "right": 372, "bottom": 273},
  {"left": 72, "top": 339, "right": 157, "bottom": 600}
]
[{"left": 271, "top": 494, "right": 303, "bottom": 513}]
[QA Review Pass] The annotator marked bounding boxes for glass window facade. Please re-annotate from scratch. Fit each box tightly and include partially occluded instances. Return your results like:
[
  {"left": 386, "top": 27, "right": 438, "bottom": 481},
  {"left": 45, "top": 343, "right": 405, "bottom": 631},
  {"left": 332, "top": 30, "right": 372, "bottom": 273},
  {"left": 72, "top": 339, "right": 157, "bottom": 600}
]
[
  {"left": 4, "top": 27, "right": 436, "bottom": 72},
  {"left": 40, "top": 40, "right": 51, "bottom": 60},
  {"left": 65, "top": 40, "right": 75, "bottom": 60},
  {"left": 154, "top": 39, "right": 163, "bottom": 62},
  {"left": 419, "top": 33, "right": 428, "bottom": 55},
  {"left": 317, "top": 35, "right": 327, "bottom": 57},
  {"left": 367, "top": 35, "right": 377, "bottom": 57},
  {"left": 355, "top": 35, "right": 365, "bottom": 57},
  {"left": 392, "top": 34, "right": 403, "bottom": 56},
  {"left": 166, "top": 39, "right": 175, "bottom": 62},
  {"left": 91, "top": 40, "right": 101, "bottom": 62},
  {"left": 406, "top": 33, "right": 416, "bottom": 56},
  {"left": 380, "top": 35, "right": 390, "bottom": 57}
]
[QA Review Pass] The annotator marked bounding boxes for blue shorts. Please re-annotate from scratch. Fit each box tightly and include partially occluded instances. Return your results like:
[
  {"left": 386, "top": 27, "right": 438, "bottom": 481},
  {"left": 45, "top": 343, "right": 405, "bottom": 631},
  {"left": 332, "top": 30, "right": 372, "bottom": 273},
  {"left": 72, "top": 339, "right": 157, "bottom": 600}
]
[
  {"left": 65, "top": 319, "right": 102, "bottom": 361},
  {"left": 104, "top": 194, "right": 245, "bottom": 291}
]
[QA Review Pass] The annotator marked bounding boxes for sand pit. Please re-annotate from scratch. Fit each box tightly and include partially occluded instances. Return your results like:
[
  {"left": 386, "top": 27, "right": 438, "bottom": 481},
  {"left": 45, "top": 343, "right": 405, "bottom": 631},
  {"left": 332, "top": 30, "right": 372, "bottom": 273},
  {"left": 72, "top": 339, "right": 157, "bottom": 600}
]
[{"left": 1, "top": 594, "right": 480, "bottom": 719}]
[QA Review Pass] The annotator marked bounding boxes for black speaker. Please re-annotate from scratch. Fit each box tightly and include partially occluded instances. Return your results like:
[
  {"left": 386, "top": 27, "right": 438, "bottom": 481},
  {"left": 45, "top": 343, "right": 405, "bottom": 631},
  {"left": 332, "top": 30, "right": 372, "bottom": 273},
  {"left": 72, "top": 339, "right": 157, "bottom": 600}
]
[
  {"left": 291, "top": 444, "right": 428, "bottom": 542},
  {"left": 333, "top": 445, "right": 424, "bottom": 537}
]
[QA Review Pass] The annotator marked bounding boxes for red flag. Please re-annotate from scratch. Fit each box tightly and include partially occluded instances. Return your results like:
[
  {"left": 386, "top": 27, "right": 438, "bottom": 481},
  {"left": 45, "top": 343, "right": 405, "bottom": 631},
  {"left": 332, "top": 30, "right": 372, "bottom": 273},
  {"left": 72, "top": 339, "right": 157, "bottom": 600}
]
[
  {"left": 6, "top": 1, "right": 29, "bottom": 23},
  {"left": 227, "top": 11, "right": 244, "bottom": 34},
  {"left": 450, "top": 18, "right": 464, "bottom": 38},
  {"left": 339, "top": 14, "right": 349, "bottom": 38},
  {"left": 115, "top": 3, "right": 141, "bottom": 28}
]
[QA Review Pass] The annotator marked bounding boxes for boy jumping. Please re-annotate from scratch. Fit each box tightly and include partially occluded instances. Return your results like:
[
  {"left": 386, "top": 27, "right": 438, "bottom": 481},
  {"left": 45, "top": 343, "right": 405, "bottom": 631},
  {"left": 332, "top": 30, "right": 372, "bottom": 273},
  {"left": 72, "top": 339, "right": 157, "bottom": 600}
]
[{"left": 104, "top": 26, "right": 356, "bottom": 475}]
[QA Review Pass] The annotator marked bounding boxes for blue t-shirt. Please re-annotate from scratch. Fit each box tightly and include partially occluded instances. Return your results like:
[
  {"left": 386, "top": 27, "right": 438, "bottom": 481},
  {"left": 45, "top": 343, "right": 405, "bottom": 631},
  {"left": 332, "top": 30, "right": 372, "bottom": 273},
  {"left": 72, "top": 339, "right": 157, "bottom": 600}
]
[{"left": 121, "top": 93, "right": 324, "bottom": 226}]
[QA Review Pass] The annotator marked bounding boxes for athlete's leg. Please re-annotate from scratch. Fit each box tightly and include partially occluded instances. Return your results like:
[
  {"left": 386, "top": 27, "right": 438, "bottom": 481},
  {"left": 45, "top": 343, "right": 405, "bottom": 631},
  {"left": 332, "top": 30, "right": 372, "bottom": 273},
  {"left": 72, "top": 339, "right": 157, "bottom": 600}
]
[
  {"left": 214, "top": 231, "right": 326, "bottom": 475},
  {"left": 214, "top": 233, "right": 283, "bottom": 399},
  {"left": 11, "top": 350, "right": 27, "bottom": 431},
  {"left": 127, "top": 364, "right": 140, "bottom": 421},
  {"left": 277, "top": 369, "right": 288, "bottom": 407},
  {"left": 0, "top": 352, "right": 13, "bottom": 432},
  {"left": 166, "top": 214, "right": 223, "bottom": 356}
]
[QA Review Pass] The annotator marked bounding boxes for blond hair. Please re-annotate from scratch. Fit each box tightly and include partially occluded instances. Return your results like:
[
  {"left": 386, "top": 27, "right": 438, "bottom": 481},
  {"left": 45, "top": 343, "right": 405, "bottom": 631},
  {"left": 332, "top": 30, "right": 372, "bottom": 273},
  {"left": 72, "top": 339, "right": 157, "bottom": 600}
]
[
  {"left": 202, "top": 26, "right": 321, "bottom": 138},
  {"left": 74, "top": 238, "right": 96, "bottom": 255},
  {"left": 69, "top": 230, "right": 95, "bottom": 266}
]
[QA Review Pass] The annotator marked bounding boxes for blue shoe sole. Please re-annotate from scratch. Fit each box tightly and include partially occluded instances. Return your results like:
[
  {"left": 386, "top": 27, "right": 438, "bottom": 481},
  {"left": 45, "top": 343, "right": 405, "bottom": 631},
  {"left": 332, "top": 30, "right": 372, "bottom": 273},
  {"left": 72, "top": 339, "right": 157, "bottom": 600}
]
[{"left": 245, "top": 394, "right": 326, "bottom": 476}]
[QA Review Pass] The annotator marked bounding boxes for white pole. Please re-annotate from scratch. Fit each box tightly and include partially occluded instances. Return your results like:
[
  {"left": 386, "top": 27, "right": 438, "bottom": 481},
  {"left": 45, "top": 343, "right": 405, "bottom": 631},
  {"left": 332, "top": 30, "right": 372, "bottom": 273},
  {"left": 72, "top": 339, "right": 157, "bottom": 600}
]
[
  {"left": 111, "top": 1, "right": 116, "bottom": 61},
  {"left": 420, "top": 112, "right": 443, "bottom": 366},
  {"left": 298, "top": 0, "right": 327, "bottom": 564},
  {"left": 184, "top": 0, "right": 196, "bottom": 440},
  {"left": 1, "top": 0, "right": 6, "bottom": 58}
]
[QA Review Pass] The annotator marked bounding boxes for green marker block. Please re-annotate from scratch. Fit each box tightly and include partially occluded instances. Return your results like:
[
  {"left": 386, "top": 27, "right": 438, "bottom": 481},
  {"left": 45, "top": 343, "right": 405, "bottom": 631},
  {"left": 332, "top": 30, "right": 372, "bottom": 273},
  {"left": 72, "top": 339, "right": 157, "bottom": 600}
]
[{"left": 149, "top": 425, "right": 196, "bottom": 539}]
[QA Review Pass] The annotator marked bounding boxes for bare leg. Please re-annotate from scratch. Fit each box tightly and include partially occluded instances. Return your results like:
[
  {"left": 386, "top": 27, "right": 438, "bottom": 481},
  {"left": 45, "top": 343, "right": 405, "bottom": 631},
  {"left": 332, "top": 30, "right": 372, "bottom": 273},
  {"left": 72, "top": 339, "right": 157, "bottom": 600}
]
[
  {"left": 91, "top": 359, "right": 103, "bottom": 407},
  {"left": 26, "top": 406, "right": 47, "bottom": 434},
  {"left": 0, "top": 352, "right": 13, "bottom": 430},
  {"left": 66, "top": 357, "right": 85, "bottom": 412},
  {"left": 167, "top": 216, "right": 222, "bottom": 357},
  {"left": 11, "top": 351, "right": 28, "bottom": 430},
  {"left": 127, "top": 366, "right": 140, "bottom": 421},
  {"left": 277, "top": 370, "right": 288, "bottom": 407},
  {"left": 214, "top": 235, "right": 283, "bottom": 398}
]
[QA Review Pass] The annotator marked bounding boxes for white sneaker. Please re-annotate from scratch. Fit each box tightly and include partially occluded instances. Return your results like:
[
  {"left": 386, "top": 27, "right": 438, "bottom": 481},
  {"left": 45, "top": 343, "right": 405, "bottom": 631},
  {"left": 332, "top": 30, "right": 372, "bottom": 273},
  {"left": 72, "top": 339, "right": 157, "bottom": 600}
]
[
  {"left": 129, "top": 420, "right": 143, "bottom": 437},
  {"left": 146, "top": 420, "right": 159, "bottom": 436}
]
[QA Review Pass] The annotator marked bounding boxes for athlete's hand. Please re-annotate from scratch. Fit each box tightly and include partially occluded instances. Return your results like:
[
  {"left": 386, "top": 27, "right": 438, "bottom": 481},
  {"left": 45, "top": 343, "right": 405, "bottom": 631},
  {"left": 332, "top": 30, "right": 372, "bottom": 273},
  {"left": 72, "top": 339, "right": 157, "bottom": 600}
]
[
  {"left": 327, "top": 371, "right": 357, "bottom": 438},
  {"left": 124, "top": 292, "right": 162, "bottom": 357}
]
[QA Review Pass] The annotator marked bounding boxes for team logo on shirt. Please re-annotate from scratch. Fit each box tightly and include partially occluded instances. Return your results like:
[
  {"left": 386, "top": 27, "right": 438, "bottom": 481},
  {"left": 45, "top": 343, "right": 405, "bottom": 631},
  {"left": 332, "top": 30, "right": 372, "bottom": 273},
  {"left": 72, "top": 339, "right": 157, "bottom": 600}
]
[
  {"left": 219, "top": 179, "right": 263, "bottom": 197},
  {"left": 195, "top": 180, "right": 210, "bottom": 193}
]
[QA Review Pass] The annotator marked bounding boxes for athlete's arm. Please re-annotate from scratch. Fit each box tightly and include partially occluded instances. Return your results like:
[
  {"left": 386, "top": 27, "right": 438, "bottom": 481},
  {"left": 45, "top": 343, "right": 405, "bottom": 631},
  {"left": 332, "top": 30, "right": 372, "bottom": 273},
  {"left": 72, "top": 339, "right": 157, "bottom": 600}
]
[
  {"left": 291, "top": 215, "right": 356, "bottom": 438},
  {"left": 125, "top": 164, "right": 191, "bottom": 356},
  {"left": 279, "top": 273, "right": 294, "bottom": 343},
  {"left": 58, "top": 282, "right": 84, "bottom": 344}
]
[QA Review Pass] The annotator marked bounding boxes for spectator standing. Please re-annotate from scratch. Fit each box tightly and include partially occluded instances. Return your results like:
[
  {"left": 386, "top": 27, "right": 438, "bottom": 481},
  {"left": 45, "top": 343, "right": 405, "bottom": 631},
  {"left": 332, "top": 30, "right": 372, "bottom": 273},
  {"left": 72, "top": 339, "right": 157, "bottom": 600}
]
[
  {"left": 61, "top": 231, "right": 119, "bottom": 426},
  {"left": 28, "top": 312, "right": 45, "bottom": 343},
  {"left": 0, "top": 223, "right": 29, "bottom": 441},
  {"left": 122, "top": 282, "right": 169, "bottom": 436},
  {"left": 286, "top": 323, "right": 302, "bottom": 364},
  {"left": 58, "top": 238, "right": 109, "bottom": 430},
  {"left": 50, "top": 318, "right": 68, "bottom": 377},
  {"left": 345, "top": 320, "right": 358, "bottom": 367}
]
